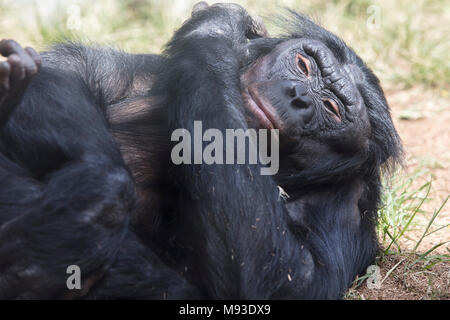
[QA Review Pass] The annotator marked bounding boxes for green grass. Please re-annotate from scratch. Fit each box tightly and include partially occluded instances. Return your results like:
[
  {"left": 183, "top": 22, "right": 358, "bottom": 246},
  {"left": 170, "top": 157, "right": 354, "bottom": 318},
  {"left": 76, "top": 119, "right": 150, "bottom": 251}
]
[{"left": 379, "top": 169, "right": 449, "bottom": 258}]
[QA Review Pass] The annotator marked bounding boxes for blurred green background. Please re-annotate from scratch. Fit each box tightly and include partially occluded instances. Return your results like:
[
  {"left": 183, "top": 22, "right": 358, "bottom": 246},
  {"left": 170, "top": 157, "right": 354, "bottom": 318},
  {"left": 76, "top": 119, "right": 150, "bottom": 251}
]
[{"left": 0, "top": 0, "right": 449, "bottom": 90}]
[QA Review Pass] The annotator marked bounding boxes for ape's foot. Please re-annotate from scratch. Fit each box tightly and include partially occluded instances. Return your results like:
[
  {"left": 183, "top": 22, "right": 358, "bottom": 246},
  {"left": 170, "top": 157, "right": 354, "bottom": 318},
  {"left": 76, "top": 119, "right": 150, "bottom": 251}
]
[{"left": 0, "top": 39, "right": 41, "bottom": 98}]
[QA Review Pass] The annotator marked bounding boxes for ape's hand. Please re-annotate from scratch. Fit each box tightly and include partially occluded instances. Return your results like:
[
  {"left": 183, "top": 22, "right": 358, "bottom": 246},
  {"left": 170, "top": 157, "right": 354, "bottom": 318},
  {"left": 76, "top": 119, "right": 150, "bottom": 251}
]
[
  {"left": 0, "top": 40, "right": 41, "bottom": 127},
  {"left": 181, "top": 2, "right": 267, "bottom": 46},
  {"left": 0, "top": 40, "right": 41, "bottom": 97}
]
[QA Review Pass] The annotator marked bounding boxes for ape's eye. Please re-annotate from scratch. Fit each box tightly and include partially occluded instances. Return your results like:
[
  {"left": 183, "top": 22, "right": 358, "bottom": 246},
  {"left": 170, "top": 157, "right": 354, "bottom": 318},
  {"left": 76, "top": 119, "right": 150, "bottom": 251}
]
[
  {"left": 323, "top": 98, "right": 341, "bottom": 121},
  {"left": 296, "top": 53, "right": 311, "bottom": 77}
]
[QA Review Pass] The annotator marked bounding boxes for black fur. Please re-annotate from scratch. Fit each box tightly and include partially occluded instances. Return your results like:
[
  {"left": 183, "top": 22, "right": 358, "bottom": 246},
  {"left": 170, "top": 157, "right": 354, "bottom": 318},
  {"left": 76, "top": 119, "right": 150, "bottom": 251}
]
[{"left": 0, "top": 5, "right": 401, "bottom": 299}]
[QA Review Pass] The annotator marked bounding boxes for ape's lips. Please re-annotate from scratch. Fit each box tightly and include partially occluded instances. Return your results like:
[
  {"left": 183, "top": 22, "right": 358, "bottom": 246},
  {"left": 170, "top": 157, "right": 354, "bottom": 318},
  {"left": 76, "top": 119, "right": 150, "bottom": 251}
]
[{"left": 243, "top": 86, "right": 280, "bottom": 130}]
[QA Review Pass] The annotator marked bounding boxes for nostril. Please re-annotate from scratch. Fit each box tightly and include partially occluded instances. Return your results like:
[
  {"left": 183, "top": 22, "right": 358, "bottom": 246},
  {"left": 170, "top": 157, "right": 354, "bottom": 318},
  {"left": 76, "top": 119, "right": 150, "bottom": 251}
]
[
  {"left": 288, "top": 86, "right": 297, "bottom": 98},
  {"left": 291, "top": 97, "right": 311, "bottom": 109},
  {"left": 289, "top": 84, "right": 306, "bottom": 97},
  {"left": 283, "top": 82, "right": 312, "bottom": 109}
]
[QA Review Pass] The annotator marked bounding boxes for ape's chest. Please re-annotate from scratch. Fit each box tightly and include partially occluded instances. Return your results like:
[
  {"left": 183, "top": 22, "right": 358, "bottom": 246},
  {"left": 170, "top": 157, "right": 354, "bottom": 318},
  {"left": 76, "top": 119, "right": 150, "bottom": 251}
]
[{"left": 108, "top": 96, "right": 171, "bottom": 228}]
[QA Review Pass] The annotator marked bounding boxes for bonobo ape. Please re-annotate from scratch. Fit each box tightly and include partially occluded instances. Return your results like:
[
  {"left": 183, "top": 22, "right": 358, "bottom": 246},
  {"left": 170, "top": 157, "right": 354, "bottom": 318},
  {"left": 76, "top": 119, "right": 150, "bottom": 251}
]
[{"left": 0, "top": 3, "right": 401, "bottom": 299}]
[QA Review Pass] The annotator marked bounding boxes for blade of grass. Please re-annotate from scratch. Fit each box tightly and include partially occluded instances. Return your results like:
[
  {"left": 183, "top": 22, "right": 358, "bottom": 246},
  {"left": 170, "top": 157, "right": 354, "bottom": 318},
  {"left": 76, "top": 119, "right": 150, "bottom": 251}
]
[
  {"left": 413, "top": 195, "right": 449, "bottom": 252},
  {"left": 385, "top": 180, "right": 431, "bottom": 251}
]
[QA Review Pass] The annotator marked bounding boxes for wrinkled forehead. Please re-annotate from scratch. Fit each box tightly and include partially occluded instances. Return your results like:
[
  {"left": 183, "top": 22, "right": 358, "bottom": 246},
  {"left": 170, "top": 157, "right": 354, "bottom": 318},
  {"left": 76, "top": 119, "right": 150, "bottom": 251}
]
[{"left": 273, "top": 38, "right": 365, "bottom": 83}]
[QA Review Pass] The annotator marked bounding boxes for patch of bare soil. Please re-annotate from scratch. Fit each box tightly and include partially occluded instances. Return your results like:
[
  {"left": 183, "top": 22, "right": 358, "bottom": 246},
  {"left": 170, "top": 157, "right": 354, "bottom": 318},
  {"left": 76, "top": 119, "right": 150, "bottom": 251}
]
[
  {"left": 347, "top": 254, "right": 450, "bottom": 300},
  {"left": 388, "top": 87, "right": 450, "bottom": 253}
]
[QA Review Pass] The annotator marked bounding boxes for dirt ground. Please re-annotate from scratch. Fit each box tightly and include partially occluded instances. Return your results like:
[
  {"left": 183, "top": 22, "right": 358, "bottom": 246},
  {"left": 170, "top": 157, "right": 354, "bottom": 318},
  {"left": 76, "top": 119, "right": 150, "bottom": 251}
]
[
  {"left": 347, "top": 254, "right": 450, "bottom": 300},
  {"left": 388, "top": 87, "right": 449, "bottom": 253},
  {"left": 348, "top": 87, "right": 450, "bottom": 300}
]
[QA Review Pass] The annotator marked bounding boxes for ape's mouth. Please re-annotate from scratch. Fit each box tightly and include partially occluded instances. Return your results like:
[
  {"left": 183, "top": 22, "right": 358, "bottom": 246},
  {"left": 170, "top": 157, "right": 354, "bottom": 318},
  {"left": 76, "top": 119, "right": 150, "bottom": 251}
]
[{"left": 243, "top": 86, "right": 280, "bottom": 130}]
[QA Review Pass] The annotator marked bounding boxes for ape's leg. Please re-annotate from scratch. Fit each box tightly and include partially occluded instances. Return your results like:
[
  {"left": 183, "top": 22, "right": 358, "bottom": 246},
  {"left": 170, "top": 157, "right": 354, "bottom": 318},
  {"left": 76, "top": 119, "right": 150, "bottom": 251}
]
[
  {"left": 0, "top": 41, "right": 197, "bottom": 299},
  {"left": 0, "top": 40, "right": 41, "bottom": 127},
  {"left": 0, "top": 153, "right": 199, "bottom": 299},
  {"left": 0, "top": 153, "right": 134, "bottom": 299},
  {"left": 84, "top": 233, "right": 201, "bottom": 300}
]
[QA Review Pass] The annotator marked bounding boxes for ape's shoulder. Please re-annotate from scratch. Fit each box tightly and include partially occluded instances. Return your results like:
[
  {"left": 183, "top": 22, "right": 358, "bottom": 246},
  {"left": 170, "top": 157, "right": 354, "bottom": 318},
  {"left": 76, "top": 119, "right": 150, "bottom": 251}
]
[{"left": 41, "top": 43, "right": 161, "bottom": 106}]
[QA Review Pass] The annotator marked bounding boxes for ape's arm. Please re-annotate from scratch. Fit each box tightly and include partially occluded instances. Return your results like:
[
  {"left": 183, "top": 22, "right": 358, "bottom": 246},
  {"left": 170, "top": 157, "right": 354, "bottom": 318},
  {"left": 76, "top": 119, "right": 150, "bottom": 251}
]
[{"left": 158, "top": 4, "right": 315, "bottom": 299}]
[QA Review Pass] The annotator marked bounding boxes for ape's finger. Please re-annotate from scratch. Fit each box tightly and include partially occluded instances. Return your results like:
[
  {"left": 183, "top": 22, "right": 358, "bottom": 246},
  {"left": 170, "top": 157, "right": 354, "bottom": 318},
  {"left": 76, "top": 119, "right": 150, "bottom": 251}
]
[
  {"left": 0, "top": 40, "right": 39, "bottom": 79},
  {"left": 24, "top": 47, "right": 42, "bottom": 76},
  {"left": 0, "top": 61, "right": 10, "bottom": 92},
  {"left": 17, "top": 48, "right": 37, "bottom": 78},
  {"left": 24, "top": 47, "right": 41, "bottom": 67},
  {"left": 0, "top": 39, "right": 27, "bottom": 58},
  {"left": 7, "top": 54, "right": 25, "bottom": 83},
  {"left": 192, "top": 1, "right": 209, "bottom": 16}
]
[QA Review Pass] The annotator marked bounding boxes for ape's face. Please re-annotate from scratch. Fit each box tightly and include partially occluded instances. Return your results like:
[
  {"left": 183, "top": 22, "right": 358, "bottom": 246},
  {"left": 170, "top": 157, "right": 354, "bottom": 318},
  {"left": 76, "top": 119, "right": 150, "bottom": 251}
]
[{"left": 241, "top": 38, "right": 372, "bottom": 172}]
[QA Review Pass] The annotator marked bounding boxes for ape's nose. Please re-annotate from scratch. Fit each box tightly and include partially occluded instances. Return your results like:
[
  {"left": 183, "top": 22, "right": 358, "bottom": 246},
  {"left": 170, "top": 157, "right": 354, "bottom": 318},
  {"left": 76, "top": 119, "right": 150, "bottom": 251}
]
[{"left": 286, "top": 82, "right": 313, "bottom": 109}]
